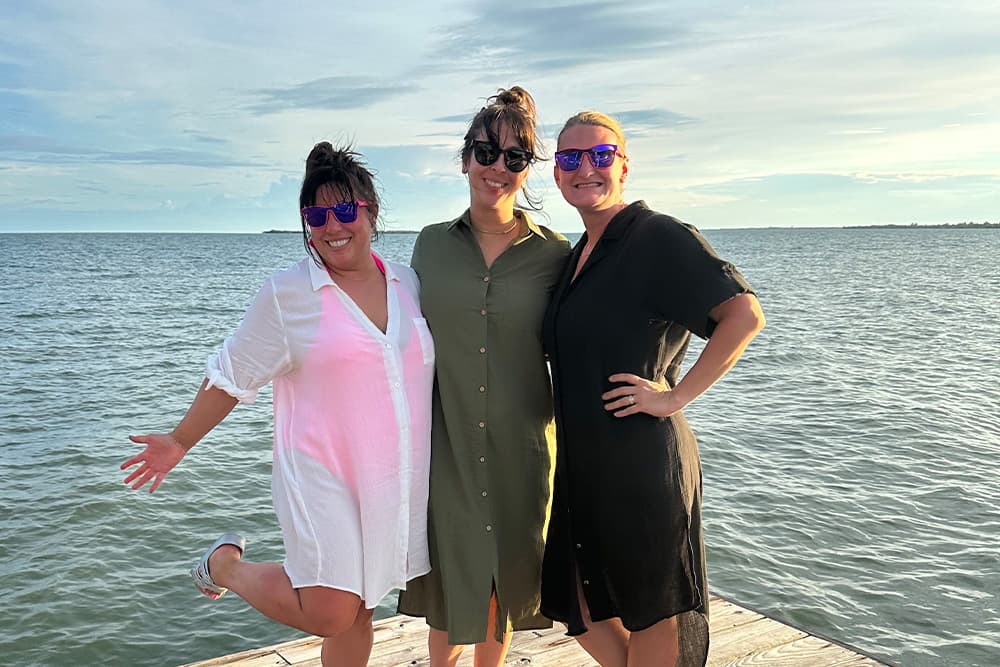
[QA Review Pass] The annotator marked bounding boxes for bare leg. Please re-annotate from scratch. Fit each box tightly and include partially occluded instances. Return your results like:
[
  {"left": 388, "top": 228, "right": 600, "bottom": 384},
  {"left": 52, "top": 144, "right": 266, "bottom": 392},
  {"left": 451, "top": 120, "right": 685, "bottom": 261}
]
[
  {"left": 321, "top": 606, "right": 374, "bottom": 667},
  {"left": 626, "top": 616, "right": 678, "bottom": 667},
  {"left": 428, "top": 627, "right": 463, "bottom": 667},
  {"left": 571, "top": 576, "right": 629, "bottom": 667},
  {"left": 209, "top": 545, "right": 362, "bottom": 637},
  {"left": 472, "top": 593, "right": 512, "bottom": 667},
  {"left": 428, "top": 592, "right": 511, "bottom": 667}
]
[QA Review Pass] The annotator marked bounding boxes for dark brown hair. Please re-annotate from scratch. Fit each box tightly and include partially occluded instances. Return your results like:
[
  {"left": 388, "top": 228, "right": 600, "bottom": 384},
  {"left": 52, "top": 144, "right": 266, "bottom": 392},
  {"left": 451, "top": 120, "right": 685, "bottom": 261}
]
[
  {"left": 461, "top": 86, "right": 545, "bottom": 211},
  {"left": 298, "top": 142, "right": 382, "bottom": 260}
]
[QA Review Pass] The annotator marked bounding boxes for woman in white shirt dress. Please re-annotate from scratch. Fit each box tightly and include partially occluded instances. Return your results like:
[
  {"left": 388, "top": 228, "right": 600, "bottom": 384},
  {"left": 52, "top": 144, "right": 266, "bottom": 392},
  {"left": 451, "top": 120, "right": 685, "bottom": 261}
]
[{"left": 121, "top": 142, "right": 435, "bottom": 667}]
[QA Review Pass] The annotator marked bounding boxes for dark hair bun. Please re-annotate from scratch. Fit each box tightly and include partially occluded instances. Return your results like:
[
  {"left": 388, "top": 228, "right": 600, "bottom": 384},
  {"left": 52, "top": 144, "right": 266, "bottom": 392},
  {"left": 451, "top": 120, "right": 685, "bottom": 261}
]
[
  {"left": 494, "top": 86, "right": 536, "bottom": 120},
  {"left": 304, "top": 141, "right": 372, "bottom": 180},
  {"left": 305, "top": 141, "right": 342, "bottom": 174}
]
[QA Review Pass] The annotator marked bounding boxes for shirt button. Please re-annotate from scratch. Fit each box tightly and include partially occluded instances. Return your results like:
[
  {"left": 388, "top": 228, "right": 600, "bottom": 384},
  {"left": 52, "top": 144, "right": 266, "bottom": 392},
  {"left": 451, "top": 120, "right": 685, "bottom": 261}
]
[
  {"left": 483, "top": 276, "right": 490, "bottom": 283},
  {"left": 479, "top": 456, "right": 486, "bottom": 463},
  {"left": 576, "top": 543, "right": 582, "bottom": 549},
  {"left": 485, "top": 524, "right": 493, "bottom": 532},
  {"left": 479, "top": 385, "right": 486, "bottom": 393},
  {"left": 394, "top": 382, "right": 401, "bottom": 388},
  {"left": 479, "top": 347, "right": 486, "bottom": 354},
  {"left": 481, "top": 490, "right": 488, "bottom": 497},
  {"left": 583, "top": 579, "right": 590, "bottom": 585},
  {"left": 385, "top": 343, "right": 392, "bottom": 349},
  {"left": 480, "top": 309, "right": 487, "bottom": 316},
  {"left": 478, "top": 422, "right": 486, "bottom": 429}
]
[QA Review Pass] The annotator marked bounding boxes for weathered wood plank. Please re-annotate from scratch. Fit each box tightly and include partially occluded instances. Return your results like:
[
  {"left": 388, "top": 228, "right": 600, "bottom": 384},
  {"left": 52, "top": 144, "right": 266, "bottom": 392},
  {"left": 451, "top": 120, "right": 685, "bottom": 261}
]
[
  {"left": 272, "top": 638, "right": 323, "bottom": 664},
  {"left": 707, "top": 615, "right": 807, "bottom": 665},
  {"left": 182, "top": 598, "right": 890, "bottom": 667},
  {"left": 724, "top": 634, "right": 886, "bottom": 666},
  {"left": 707, "top": 596, "right": 765, "bottom": 629},
  {"left": 180, "top": 645, "right": 292, "bottom": 667}
]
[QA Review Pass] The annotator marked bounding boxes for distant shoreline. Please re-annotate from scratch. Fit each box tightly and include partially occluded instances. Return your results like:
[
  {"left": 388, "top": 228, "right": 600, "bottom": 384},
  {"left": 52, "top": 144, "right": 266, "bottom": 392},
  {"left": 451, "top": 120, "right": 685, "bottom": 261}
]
[
  {"left": 842, "top": 222, "right": 999, "bottom": 229},
  {"left": 5, "top": 224, "right": 998, "bottom": 236},
  {"left": 263, "top": 229, "right": 421, "bottom": 234},
  {"left": 262, "top": 222, "right": 999, "bottom": 233}
]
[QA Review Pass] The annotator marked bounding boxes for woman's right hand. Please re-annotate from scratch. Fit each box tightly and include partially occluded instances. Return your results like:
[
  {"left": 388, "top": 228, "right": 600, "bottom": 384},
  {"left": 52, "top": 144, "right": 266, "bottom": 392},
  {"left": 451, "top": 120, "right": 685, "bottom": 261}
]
[{"left": 121, "top": 433, "right": 188, "bottom": 493}]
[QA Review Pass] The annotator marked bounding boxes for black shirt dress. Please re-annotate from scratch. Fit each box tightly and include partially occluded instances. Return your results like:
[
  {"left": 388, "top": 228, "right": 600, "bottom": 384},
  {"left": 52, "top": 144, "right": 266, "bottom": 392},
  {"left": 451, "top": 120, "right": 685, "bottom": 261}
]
[{"left": 540, "top": 201, "right": 754, "bottom": 666}]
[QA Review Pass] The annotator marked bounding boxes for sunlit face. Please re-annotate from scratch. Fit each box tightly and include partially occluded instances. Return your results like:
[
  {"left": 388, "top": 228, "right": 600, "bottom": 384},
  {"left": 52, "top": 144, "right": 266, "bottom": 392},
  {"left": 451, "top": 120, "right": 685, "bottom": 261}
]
[
  {"left": 463, "top": 123, "right": 530, "bottom": 212},
  {"left": 306, "top": 184, "right": 374, "bottom": 273},
  {"left": 554, "top": 124, "right": 628, "bottom": 214}
]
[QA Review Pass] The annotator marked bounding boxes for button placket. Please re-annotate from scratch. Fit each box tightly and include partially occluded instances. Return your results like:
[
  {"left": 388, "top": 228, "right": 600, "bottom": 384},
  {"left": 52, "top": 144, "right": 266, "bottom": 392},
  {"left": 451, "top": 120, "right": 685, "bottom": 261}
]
[{"left": 476, "top": 268, "right": 494, "bottom": 540}]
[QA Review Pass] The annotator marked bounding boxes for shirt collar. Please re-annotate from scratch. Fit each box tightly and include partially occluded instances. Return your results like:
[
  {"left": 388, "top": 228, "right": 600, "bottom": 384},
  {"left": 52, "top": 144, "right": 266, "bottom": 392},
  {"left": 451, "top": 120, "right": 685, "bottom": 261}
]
[
  {"left": 599, "top": 200, "right": 647, "bottom": 242},
  {"left": 306, "top": 250, "right": 398, "bottom": 292},
  {"left": 447, "top": 208, "right": 552, "bottom": 240}
]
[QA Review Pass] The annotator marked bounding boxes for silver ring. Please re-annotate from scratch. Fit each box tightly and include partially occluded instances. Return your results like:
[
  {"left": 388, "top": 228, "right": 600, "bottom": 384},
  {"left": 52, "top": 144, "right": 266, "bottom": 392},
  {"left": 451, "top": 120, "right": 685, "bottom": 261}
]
[{"left": 627, "top": 395, "right": 636, "bottom": 405}]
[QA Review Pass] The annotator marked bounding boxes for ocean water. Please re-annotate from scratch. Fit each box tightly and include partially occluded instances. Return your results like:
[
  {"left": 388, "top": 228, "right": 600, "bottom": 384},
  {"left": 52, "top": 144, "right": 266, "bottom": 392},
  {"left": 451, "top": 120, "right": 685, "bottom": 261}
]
[{"left": 0, "top": 228, "right": 997, "bottom": 666}]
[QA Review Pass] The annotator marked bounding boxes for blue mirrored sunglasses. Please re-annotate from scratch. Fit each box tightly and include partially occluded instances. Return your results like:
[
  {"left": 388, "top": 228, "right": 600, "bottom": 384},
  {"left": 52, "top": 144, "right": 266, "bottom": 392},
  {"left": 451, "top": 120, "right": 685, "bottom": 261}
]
[
  {"left": 301, "top": 201, "right": 369, "bottom": 226},
  {"left": 553, "top": 144, "right": 623, "bottom": 171}
]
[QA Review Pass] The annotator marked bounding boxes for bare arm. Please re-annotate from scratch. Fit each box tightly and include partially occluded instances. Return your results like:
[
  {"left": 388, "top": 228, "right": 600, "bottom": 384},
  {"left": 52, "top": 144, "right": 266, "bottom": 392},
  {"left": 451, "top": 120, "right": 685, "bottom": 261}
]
[
  {"left": 603, "top": 293, "right": 765, "bottom": 417},
  {"left": 121, "top": 379, "right": 239, "bottom": 492}
]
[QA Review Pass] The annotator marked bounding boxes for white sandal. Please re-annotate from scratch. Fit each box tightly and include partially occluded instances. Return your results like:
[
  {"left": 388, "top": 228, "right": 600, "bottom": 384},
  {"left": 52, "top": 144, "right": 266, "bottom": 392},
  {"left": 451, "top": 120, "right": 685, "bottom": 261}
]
[{"left": 190, "top": 533, "right": 246, "bottom": 600}]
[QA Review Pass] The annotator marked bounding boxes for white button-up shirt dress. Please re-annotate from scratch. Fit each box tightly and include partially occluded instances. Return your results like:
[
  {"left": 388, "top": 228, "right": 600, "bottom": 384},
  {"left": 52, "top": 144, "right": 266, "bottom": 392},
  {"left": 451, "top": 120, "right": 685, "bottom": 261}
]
[{"left": 205, "top": 253, "right": 434, "bottom": 607}]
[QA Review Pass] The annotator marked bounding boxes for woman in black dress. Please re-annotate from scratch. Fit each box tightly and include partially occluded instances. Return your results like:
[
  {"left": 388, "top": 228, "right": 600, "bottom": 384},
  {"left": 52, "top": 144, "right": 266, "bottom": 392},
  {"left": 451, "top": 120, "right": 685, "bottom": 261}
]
[{"left": 540, "top": 112, "right": 765, "bottom": 667}]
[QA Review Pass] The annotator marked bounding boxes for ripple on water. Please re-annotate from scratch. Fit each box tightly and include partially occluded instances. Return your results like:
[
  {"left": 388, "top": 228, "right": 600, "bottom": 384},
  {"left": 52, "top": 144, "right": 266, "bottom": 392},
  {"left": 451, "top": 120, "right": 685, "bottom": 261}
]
[{"left": 2, "top": 231, "right": 999, "bottom": 666}]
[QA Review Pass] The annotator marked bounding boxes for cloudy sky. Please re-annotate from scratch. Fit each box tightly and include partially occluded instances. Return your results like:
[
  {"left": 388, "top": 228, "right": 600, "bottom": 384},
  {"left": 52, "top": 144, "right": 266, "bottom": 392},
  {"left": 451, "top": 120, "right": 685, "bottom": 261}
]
[{"left": 1, "top": 1, "right": 998, "bottom": 233}]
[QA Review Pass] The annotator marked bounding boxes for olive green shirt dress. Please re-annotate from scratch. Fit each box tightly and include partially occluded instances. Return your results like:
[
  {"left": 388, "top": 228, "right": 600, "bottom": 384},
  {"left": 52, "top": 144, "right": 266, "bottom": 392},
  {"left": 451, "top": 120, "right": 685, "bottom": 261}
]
[{"left": 397, "top": 209, "right": 571, "bottom": 644}]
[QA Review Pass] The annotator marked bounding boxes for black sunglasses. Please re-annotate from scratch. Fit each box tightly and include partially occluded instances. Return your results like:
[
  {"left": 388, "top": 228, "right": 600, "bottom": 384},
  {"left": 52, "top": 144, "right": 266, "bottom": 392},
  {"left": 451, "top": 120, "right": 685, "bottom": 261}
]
[{"left": 470, "top": 140, "right": 533, "bottom": 173}]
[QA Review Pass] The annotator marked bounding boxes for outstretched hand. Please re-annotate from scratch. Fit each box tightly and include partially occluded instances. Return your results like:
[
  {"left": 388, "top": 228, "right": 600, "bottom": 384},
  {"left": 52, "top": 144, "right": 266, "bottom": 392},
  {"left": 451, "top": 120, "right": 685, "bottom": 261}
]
[
  {"left": 121, "top": 433, "right": 187, "bottom": 493},
  {"left": 602, "top": 373, "right": 685, "bottom": 418}
]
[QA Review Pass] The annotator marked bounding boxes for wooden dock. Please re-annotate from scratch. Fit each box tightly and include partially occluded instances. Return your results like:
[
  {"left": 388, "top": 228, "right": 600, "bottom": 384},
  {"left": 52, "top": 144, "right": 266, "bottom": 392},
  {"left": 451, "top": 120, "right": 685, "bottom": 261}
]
[{"left": 181, "top": 595, "right": 888, "bottom": 666}]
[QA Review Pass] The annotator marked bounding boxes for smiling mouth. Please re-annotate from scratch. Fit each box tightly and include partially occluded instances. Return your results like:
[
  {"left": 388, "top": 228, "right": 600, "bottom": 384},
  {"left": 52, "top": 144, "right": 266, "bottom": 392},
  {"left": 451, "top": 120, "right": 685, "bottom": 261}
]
[
  {"left": 326, "top": 238, "right": 350, "bottom": 248},
  {"left": 485, "top": 179, "right": 506, "bottom": 188},
  {"left": 574, "top": 182, "right": 602, "bottom": 189}
]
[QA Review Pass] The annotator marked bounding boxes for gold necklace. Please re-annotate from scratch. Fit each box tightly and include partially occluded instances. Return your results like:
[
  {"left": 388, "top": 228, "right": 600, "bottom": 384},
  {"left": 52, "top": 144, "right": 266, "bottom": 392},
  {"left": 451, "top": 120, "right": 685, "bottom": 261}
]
[{"left": 471, "top": 217, "right": 519, "bottom": 236}]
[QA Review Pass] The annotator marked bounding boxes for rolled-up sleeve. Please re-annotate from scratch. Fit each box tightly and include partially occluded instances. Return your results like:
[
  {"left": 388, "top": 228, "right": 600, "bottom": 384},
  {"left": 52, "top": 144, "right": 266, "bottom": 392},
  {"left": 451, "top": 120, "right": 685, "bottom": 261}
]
[
  {"left": 206, "top": 277, "right": 292, "bottom": 403},
  {"left": 647, "top": 218, "right": 753, "bottom": 339}
]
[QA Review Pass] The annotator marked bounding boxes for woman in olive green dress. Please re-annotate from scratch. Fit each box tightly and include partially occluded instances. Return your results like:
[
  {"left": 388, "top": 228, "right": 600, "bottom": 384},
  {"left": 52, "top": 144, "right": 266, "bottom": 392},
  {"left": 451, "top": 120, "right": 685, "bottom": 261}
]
[{"left": 397, "top": 86, "right": 571, "bottom": 666}]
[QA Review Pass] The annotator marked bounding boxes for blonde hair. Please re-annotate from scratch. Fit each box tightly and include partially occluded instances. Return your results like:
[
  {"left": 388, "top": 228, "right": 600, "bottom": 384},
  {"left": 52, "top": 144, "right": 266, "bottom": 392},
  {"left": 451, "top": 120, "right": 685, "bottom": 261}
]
[{"left": 557, "top": 111, "right": 626, "bottom": 151}]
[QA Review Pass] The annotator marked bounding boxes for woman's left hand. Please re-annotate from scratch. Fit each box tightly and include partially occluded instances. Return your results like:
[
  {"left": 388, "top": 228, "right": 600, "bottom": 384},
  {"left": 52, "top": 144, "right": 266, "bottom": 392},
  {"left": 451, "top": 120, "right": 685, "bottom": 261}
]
[{"left": 602, "top": 373, "right": 686, "bottom": 418}]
